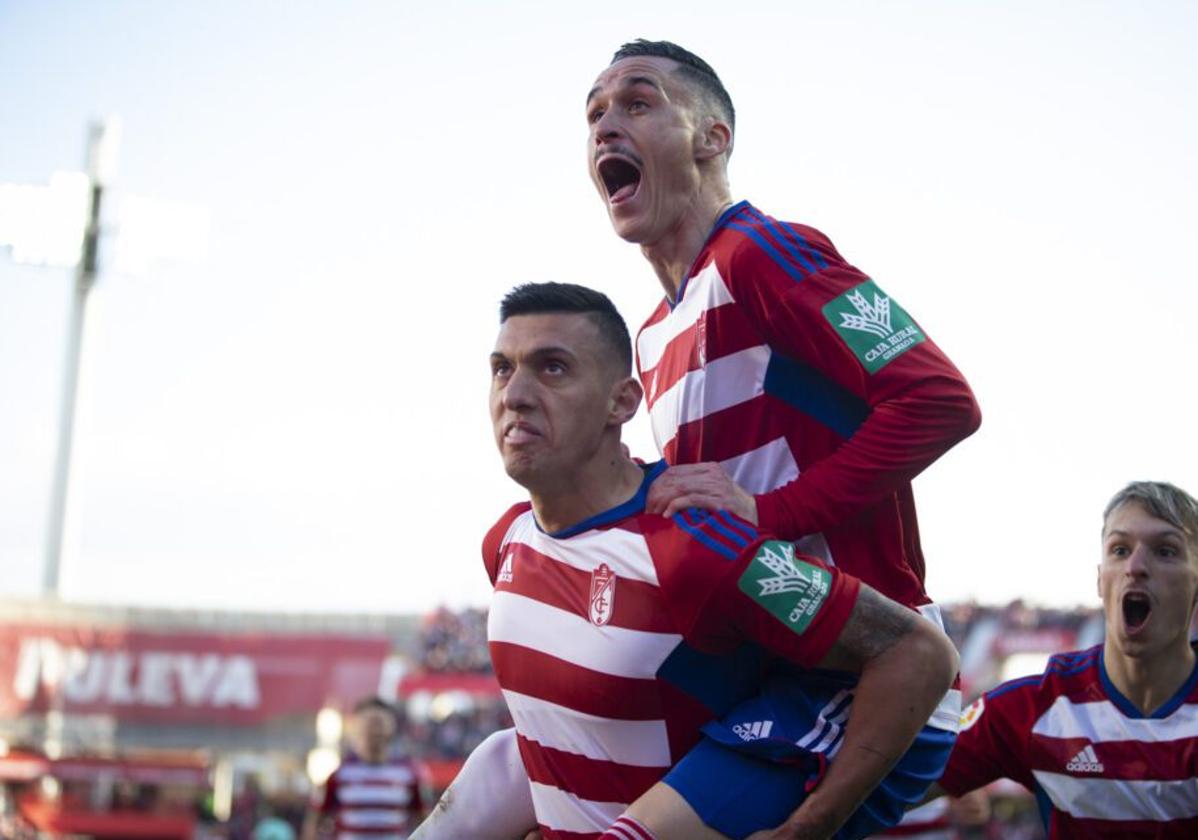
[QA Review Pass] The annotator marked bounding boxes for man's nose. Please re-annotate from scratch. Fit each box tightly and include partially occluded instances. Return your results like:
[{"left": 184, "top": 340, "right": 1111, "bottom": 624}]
[
  {"left": 503, "top": 365, "right": 536, "bottom": 410},
  {"left": 593, "top": 110, "right": 622, "bottom": 144},
  {"left": 1126, "top": 545, "right": 1151, "bottom": 576}
]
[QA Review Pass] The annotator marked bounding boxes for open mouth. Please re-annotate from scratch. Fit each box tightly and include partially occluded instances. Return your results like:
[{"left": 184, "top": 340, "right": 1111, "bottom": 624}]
[
  {"left": 1122, "top": 591, "right": 1151, "bottom": 633},
  {"left": 597, "top": 156, "right": 642, "bottom": 203}
]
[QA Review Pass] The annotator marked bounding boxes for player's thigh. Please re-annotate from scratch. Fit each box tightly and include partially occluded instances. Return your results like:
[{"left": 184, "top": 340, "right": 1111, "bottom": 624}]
[{"left": 622, "top": 782, "right": 730, "bottom": 840}]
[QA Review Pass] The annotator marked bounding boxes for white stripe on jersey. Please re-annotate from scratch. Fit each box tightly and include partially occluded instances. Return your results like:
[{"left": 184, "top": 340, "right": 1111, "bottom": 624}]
[
  {"left": 336, "top": 834, "right": 404, "bottom": 840},
  {"left": 528, "top": 780, "right": 626, "bottom": 834},
  {"left": 637, "top": 264, "right": 733, "bottom": 372},
  {"left": 490, "top": 591, "right": 682, "bottom": 680},
  {"left": 334, "top": 764, "right": 414, "bottom": 785},
  {"left": 650, "top": 344, "right": 770, "bottom": 451},
  {"left": 512, "top": 520, "right": 661, "bottom": 586},
  {"left": 1031, "top": 694, "right": 1198, "bottom": 743},
  {"left": 338, "top": 785, "right": 412, "bottom": 806},
  {"left": 503, "top": 689, "right": 671, "bottom": 767},
  {"left": 720, "top": 436, "right": 800, "bottom": 495},
  {"left": 339, "top": 809, "right": 405, "bottom": 828},
  {"left": 1031, "top": 771, "right": 1198, "bottom": 821}
]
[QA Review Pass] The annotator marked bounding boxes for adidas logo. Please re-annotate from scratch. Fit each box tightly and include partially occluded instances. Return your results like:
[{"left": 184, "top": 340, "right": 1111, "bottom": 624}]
[
  {"left": 1065, "top": 745, "right": 1104, "bottom": 773},
  {"left": 498, "top": 552, "right": 514, "bottom": 584},
  {"left": 731, "top": 720, "right": 774, "bottom": 741}
]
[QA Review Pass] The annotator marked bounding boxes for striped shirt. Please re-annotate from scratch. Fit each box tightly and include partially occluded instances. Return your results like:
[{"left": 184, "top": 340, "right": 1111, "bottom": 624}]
[
  {"left": 940, "top": 644, "right": 1198, "bottom": 837},
  {"left": 637, "top": 200, "right": 980, "bottom": 611},
  {"left": 315, "top": 755, "right": 424, "bottom": 840},
  {"left": 483, "top": 462, "right": 859, "bottom": 840}
]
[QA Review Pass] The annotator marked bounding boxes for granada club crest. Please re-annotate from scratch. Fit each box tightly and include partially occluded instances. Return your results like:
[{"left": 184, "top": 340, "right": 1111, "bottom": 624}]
[{"left": 589, "top": 563, "right": 617, "bottom": 626}]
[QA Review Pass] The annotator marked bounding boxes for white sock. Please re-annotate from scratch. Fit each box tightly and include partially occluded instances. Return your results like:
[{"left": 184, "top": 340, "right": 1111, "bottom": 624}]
[{"left": 409, "top": 727, "right": 536, "bottom": 840}]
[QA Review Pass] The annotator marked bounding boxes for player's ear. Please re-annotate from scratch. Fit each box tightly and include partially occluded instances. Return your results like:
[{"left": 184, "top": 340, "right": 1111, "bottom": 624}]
[
  {"left": 694, "top": 114, "right": 731, "bottom": 162},
  {"left": 608, "top": 376, "right": 643, "bottom": 427},
  {"left": 1096, "top": 564, "right": 1102, "bottom": 599}
]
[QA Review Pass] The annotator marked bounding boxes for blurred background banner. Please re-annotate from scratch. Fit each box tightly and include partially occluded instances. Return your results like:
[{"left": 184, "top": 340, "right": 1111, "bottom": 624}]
[{"left": 0, "top": 623, "right": 389, "bottom": 724}]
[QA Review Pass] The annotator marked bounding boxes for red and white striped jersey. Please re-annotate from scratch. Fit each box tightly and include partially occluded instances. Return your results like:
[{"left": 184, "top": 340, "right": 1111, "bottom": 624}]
[
  {"left": 483, "top": 462, "right": 860, "bottom": 840},
  {"left": 314, "top": 755, "right": 425, "bottom": 840},
  {"left": 940, "top": 644, "right": 1198, "bottom": 837},
  {"left": 636, "top": 201, "right": 980, "bottom": 612}
]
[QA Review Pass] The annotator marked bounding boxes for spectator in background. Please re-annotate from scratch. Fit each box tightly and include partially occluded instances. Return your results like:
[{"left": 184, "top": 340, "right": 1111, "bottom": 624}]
[{"left": 302, "top": 697, "right": 426, "bottom": 840}]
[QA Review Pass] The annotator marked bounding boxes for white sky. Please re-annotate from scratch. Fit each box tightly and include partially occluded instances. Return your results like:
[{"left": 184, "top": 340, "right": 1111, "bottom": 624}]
[{"left": 1, "top": 0, "right": 1195, "bottom": 615}]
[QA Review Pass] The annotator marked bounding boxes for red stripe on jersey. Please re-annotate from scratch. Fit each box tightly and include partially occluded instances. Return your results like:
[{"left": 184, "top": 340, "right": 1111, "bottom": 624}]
[
  {"left": 1030, "top": 734, "right": 1198, "bottom": 782},
  {"left": 542, "top": 830, "right": 601, "bottom": 840},
  {"left": 490, "top": 641, "right": 662, "bottom": 719},
  {"left": 643, "top": 302, "right": 762, "bottom": 411},
  {"left": 499, "top": 543, "right": 676, "bottom": 634},
  {"left": 517, "top": 732, "right": 663, "bottom": 804},
  {"left": 664, "top": 395, "right": 796, "bottom": 466}
]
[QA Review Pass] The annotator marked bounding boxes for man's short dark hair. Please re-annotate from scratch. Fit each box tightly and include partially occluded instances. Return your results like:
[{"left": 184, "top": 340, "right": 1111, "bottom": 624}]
[
  {"left": 611, "top": 39, "right": 735, "bottom": 139},
  {"left": 500, "top": 282, "right": 632, "bottom": 375}
]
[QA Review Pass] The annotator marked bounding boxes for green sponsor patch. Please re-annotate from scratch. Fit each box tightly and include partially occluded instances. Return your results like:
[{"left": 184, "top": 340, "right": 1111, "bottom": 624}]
[
  {"left": 738, "top": 540, "right": 831, "bottom": 635},
  {"left": 822, "top": 279, "right": 925, "bottom": 373}
]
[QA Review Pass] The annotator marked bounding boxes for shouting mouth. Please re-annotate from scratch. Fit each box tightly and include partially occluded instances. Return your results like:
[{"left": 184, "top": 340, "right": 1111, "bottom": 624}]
[
  {"left": 597, "top": 155, "right": 642, "bottom": 205},
  {"left": 1122, "top": 591, "right": 1152, "bottom": 634}
]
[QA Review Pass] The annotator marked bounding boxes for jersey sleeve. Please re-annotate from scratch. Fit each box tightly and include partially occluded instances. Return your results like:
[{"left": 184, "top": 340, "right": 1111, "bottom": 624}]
[
  {"left": 481, "top": 502, "right": 531, "bottom": 585},
  {"left": 723, "top": 230, "right": 982, "bottom": 538},
  {"left": 652, "top": 509, "right": 860, "bottom": 667},
  {"left": 938, "top": 681, "right": 1037, "bottom": 795}
]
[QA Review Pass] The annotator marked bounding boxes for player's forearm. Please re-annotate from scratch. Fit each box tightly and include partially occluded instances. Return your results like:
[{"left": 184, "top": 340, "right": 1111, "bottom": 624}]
[
  {"left": 779, "top": 622, "right": 959, "bottom": 838},
  {"left": 756, "top": 383, "right": 980, "bottom": 538}
]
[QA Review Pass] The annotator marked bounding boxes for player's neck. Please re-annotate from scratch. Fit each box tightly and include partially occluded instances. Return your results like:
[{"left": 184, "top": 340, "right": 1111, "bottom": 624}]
[
  {"left": 529, "top": 450, "right": 645, "bottom": 534},
  {"left": 1103, "top": 635, "right": 1197, "bottom": 715},
  {"left": 641, "top": 188, "right": 733, "bottom": 301}
]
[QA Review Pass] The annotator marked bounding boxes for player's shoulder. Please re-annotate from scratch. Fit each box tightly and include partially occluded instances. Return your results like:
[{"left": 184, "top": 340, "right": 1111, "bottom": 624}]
[
  {"left": 482, "top": 502, "right": 533, "bottom": 579},
  {"left": 982, "top": 645, "right": 1104, "bottom": 710},
  {"left": 650, "top": 507, "right": 761, "bottom": 567},
  {"left": 716, "top": 202, "right": 844, "bottom": 281}
]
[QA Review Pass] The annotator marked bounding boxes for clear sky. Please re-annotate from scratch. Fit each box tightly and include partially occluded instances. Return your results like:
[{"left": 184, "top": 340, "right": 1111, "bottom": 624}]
[{"left": 1, "top": 0, "right": 1195, "bottom": 614}]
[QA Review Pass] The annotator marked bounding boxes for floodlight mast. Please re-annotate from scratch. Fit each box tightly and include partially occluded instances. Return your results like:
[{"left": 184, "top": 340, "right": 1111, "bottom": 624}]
[{"left": 42, "top": 119, "right": 121, "bottom": 598}]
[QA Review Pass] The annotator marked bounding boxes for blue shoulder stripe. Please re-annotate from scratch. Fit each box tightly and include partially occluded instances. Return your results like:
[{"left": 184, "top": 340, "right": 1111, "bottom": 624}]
[
  {"left": 696, "top": 509, "right": 751, "bottom": 550},
  {"left": 672, "top": 509, "right": 741, "bottom": 561},
  {"left": 715, "top": 510, "right": 757, "bottom": 543},
  {"left": 727, "top": 221, "right": 811, "bottom": 284},
  {"left": 987, "top": 649, "right": 1100, "bottom": 702},
  {"left": 743, "top": 206, "right": 828, "bottom": 273},
  {"left": 985, "top": 674, "right": 1044, "bottom": 701}
]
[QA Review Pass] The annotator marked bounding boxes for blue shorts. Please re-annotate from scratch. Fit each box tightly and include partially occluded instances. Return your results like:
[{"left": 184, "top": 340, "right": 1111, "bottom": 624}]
[{"left": 662, "top": 671, "right": 956, "bottom": 840}]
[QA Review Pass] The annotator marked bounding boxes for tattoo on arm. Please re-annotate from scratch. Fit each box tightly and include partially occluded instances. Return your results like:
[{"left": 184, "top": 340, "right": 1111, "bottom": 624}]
[{"left": 826, "top": 585, "right": 916, "bottom": 669}]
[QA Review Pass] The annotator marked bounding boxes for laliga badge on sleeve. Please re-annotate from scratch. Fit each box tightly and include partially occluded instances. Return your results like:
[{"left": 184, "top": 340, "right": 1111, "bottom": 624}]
[{"left": 959, "top": 696, "right": 985, "bottom": 731}]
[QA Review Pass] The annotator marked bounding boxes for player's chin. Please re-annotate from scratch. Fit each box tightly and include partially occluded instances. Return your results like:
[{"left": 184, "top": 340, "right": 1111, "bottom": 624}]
[
  {"left": 502, "top": 455, "right": 539, "bottom": 488},
  {"left": 609, "top": 212, "right": 651, "bottom": 244}
]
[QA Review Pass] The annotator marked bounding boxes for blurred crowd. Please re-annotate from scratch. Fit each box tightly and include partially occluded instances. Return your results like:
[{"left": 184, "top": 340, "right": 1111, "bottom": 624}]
[{"left": 417, "top": 607, "right": 492, "bottom": 673}]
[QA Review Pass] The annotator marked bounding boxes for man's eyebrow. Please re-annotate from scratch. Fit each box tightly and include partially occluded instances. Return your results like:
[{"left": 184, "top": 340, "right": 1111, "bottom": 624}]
[
  {"left": 586, "top": 75, "right": 665, "bottom": 107},
  {"left": 490, "top": 345, "right": 577, "bottom": 360},
  {"left": 1105, "top": 527, "right": 1184, "bottom": 541}
]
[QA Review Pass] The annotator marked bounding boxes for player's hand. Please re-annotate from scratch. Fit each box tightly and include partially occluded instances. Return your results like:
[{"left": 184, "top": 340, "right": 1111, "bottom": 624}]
[
  {"left": 645, "top": 463, "right": 758, "bottom": 523},
  {"left": 948, "top": 790, "right": 990, "bottom": 826}
]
